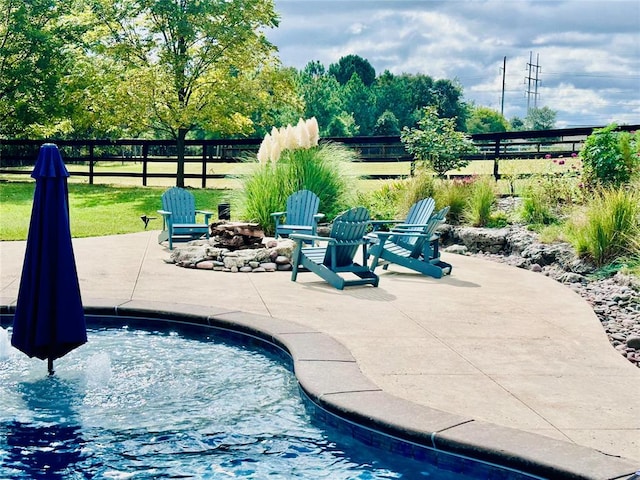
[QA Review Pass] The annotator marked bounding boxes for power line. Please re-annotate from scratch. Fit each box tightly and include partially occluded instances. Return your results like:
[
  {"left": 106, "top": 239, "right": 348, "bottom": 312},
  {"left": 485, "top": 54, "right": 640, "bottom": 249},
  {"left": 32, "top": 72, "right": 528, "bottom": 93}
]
[{"left": 525, "top": 51, "right": 541, "bottom": 112}]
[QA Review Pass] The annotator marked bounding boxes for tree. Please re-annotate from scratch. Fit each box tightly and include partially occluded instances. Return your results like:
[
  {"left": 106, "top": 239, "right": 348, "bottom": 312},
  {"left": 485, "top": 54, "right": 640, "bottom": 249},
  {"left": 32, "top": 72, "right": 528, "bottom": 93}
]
[
  {"left": 431, "top": 79, "right": 468, "bottom": 130},
  {"left": 328, "top": 54, "right": 376, "bottom": 87},
  {"left": 373, "top": 110, "right": 400, "bottom": 136},
  {"left": 466, "top": 106, "right": 509, "bottom": 133},
  {"left": 342, "top": 73, "right": 376, "bottom": 136},
  {"left": 401, "top": 106, "right": 476, "bottom": 177},
  {"left": 509, "top": 116, "right": 525, "bottom": 131},
  {"left": 524, "top": 106, "right": 557, "bottom": 131},
  {"left": 326, "top": 112, "right": 358, "bottom": 137},
  {"left": 299, "top": 61, "right": 344, "bottom": 136},
  {"left": 88, "top": 0, "right": 284, "bottom": 187},
  {"left": 0, "top": 0, "right": 83, "bottom": 137}
]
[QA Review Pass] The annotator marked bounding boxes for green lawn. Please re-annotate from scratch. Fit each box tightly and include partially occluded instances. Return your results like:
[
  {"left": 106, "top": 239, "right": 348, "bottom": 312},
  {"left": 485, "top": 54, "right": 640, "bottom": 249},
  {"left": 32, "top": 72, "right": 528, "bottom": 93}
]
[
  {"left": 0, "top": 181, "right": 229, "bottom": 241},
  {"left": 0, "top": 155, "right": 581, "bottom": 240}
]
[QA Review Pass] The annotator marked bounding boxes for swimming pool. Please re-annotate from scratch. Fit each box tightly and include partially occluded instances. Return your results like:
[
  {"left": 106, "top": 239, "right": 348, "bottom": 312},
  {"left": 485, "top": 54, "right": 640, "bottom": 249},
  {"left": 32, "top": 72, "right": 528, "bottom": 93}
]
[
  {"left": 1, "top": 305, "right": 635, "bottom": 480},
  {"left": 0, "top": 314, "right": 544, "bottom": 479}
]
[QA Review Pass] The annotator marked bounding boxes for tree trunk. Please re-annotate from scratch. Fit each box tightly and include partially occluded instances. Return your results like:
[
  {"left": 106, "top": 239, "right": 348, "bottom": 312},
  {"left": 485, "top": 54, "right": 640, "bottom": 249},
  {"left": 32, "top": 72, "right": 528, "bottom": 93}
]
[{"left": 176, "top": 128, "right": 187, "bottom": 188}]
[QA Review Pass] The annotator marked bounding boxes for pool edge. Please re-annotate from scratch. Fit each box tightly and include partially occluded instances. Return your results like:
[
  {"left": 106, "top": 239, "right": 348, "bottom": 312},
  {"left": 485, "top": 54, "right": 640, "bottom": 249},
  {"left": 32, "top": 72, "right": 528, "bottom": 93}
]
[{"left": 1, "top": 300, "right": 638, "bottom": 480}]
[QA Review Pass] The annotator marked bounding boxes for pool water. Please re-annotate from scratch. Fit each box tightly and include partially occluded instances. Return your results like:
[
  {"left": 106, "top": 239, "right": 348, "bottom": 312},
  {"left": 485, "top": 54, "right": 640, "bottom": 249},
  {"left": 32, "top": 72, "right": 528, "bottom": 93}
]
[{"left": 0, "top": 326, "right": 531, "bottom": 479}]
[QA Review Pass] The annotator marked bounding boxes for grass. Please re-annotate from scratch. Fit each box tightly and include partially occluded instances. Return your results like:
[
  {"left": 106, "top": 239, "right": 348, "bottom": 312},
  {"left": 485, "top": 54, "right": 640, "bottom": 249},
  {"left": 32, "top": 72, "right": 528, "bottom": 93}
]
[
  {"left": 1, "top": 156, "right": 579, "bottom": 194},
  {"left": 566, "top": 187, "right": 640, "bottom": 266},
  {"left": 0, "top": 181, "right": 228, "bottom": 240}
]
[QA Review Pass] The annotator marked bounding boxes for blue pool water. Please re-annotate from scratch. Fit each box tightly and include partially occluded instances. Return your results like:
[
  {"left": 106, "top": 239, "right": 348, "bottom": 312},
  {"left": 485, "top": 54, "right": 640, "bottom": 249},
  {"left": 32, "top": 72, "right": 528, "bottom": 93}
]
[{"left": 0, "top": 325, "right": 537, "bottom": 479}]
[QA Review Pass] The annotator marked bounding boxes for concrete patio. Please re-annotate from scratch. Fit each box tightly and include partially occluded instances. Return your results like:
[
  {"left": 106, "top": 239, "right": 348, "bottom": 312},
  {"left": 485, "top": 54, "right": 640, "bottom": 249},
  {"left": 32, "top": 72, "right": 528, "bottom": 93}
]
[{"left": 1, "top": 231, "right": 638, "bottom": 478}]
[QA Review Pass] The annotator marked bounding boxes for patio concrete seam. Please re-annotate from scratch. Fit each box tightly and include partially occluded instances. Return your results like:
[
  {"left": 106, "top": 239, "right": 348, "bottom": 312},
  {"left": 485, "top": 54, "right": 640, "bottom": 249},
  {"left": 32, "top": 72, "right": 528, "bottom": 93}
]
[{"left": 130, "top": 230, "right": 154, "bottom": 300}]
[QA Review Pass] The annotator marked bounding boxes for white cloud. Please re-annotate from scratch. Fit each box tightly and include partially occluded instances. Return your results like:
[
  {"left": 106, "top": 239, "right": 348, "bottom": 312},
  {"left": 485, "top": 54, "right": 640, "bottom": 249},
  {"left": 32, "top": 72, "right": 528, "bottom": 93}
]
[{"left": 269, "top": 0, "right": 640, "bottom": 127}]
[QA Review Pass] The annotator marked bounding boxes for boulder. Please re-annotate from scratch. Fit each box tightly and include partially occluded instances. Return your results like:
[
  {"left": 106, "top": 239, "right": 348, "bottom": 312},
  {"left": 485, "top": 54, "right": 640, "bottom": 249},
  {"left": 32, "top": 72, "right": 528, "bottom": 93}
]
[{"left": 455, "top": 227, "right": 509, "bottom": 254}]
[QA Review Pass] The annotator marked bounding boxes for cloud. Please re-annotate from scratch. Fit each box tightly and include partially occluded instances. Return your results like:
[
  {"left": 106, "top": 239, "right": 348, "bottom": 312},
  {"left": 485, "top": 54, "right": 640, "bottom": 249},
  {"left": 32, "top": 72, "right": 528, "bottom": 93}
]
[{"left": 269, "top": 0, "right": 640, "bottom": 127}]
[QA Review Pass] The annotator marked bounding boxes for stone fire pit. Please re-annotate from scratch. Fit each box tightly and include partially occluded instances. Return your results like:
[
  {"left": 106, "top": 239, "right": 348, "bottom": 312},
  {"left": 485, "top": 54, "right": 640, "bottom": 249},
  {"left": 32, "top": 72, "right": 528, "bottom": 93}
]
[{"left": 165, "top": 221, "right": 296, "bottom": 273}]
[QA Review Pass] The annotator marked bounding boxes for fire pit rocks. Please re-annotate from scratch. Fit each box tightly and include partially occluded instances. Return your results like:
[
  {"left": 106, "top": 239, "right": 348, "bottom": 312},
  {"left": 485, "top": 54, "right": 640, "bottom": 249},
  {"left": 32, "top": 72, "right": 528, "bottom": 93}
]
[{"left": 166, "top": 221, "right": 297, "bottom": 272}]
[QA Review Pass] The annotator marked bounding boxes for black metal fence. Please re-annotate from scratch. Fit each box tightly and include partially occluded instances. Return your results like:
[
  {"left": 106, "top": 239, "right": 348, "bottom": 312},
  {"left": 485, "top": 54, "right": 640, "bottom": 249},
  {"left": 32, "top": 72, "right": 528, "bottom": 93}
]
[{"left": 1, "top": 124, "right": 637, "bottom": 187}]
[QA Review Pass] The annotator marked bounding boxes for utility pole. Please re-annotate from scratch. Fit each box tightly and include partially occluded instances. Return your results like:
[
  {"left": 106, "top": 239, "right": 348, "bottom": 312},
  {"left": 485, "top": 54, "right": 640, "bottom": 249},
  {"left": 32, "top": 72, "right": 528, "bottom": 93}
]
[
  {"left": 525, "top": 51, "right": 541, "bottom": 113},
  {"left": 500, "top": 56, "right": 506, "bottom": 116}
]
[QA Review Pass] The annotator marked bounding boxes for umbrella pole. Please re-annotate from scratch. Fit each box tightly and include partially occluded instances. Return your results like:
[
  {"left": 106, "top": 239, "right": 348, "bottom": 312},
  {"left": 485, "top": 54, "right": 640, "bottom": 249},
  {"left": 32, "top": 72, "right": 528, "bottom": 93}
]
[{"left": 48, "top": 358, "right": 54, "bottom": 375}]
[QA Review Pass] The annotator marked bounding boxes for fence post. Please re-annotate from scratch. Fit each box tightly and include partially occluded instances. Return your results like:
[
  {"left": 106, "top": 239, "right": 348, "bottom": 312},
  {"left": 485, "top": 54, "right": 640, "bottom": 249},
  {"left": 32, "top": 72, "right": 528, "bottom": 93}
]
[
  {"left": 492, "top": 138, "right": 501, "bottom": 180},
  {"left": 89, "top": 142, "right": 94, "bottom": 185},
  {"left": 201, "top": 142, "right": 207, "bottom": 189},
  {"left": 142, "top": 143, "right": 149, "bottom": 187}
]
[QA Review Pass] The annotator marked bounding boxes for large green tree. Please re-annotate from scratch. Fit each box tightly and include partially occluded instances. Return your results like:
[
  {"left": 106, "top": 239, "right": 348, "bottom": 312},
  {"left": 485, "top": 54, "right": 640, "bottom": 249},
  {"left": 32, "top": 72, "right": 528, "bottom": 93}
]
[
  {"left": 88, "top": 0, "right": 284, "bottom": 186},
  {"left": 342, "top": 73, "right": 376, "bottom": 136},
  {"left": 466, "top": 106, "right": 509, "bottom": 133},
  {"left": 0, "top": 0, "right": 83, "bottom": 137},
  {"left": 298, "top": 61, "right": 344, "bottom": 136},
  {"left": 328, "top": 54, "right": 376, "bottom": 87},
  {"left": 524, "top": 106, "right": 557, "bottom": 131}
]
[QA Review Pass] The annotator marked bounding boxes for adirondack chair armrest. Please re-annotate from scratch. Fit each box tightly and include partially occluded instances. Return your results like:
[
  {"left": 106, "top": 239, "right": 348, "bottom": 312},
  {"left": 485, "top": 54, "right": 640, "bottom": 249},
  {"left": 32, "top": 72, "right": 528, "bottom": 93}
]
[
  {"left": 271, "top": 211, "right": 286, "bottom": 228},
  {"left": 375, "top": 231, "right": 429, "bottom": 239},
  {"left": 393, "top": 222, "right": 430, "bottom": 229},
  {"left": 313, "top": 213, "right": 325, "bottom": 221},
  {"left": 157, "top": 210, "right": 172, "bottom": 230},
  {"left": 195, "top": 210, "right": 213, "bottom": 222},
  {"left": 373, "top": 230, "right": 428, "bottom": 247},
  {"left": 369, "top": 219, "right": 403, "bottom": 231},
  {"left": 289, "top": 233, "right": 325, "bottom": 243}
]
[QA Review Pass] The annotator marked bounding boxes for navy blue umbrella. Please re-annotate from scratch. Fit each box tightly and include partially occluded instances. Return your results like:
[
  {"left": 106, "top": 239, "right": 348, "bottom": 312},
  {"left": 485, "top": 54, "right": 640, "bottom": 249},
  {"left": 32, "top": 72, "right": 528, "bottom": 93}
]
[{"left": 11, "top": 143, "right": 87, "bottom": 375}]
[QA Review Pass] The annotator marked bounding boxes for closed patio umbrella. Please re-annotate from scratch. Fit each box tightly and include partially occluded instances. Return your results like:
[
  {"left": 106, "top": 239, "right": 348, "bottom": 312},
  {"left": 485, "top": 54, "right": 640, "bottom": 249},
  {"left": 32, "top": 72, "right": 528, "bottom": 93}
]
[{"left": 11, "top": 143, "right": 87, "bottom": 375}]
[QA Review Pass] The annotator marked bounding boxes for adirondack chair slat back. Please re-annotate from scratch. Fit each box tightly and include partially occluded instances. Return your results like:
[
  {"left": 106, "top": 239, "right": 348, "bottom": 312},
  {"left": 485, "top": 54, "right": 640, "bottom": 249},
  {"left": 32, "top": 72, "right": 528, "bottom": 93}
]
[
  {"left": 424, "top": 206, "right": 449, "bottom": 236},
  {"left": 324, "top": 207, "right": 370, "bottom": 267},
  {"left": 408, "top": 205, "right": 450, "bottom": 257},
  {"left": 286, "top": 190, "right": 320, "bottom": 225},
  {"left": 391, "top": 197, "right": 436, "bottom": 248},
  {"left": 162, "top": 187, "right": 196, "bottom": 224}
]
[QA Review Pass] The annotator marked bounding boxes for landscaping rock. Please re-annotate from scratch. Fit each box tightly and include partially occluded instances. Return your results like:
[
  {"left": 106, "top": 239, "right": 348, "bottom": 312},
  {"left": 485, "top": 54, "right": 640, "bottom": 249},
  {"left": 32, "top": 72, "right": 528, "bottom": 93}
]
[
  {"left": 167, "top": 236, "right": 295, "bottom": 273},
  {"left": 455, "top": 227, "right": 508, "bottom": 254},
  {"left": 443, "top": 244, "right": 468, "bottom": 255}
]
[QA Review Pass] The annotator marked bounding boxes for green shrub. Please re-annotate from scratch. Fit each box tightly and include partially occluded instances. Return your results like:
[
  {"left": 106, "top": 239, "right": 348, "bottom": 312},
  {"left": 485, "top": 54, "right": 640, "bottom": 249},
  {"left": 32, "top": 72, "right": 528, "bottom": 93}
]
[
  {"left": 243, "top": 142, "right": 354, "bottom": 235},
  {"left": 356, "top": 180, "right": 405, "bottom": 221},
  {"left": 580, "top": 124, "right": 640, "bottom": 188},
  {"left": 487, "top": 211, "right": 510, "bottom": 228},
  {"left": 433, "top": 178, "right": 471, "bottom": 224},
  {"left": 464, "top": 176, "right": 496, "bottom": 227},
  {"left": 398, "top": 172, "right": 436, "bottom": 215},
  {"left": 567, "top": 187, "right": 640, "bottom": 266},
  {"left": 520, "top": 185, "right": 557, "bottom": 225},
  {"left": 401, "top": 106, "right": 477, "bottom": 176}
]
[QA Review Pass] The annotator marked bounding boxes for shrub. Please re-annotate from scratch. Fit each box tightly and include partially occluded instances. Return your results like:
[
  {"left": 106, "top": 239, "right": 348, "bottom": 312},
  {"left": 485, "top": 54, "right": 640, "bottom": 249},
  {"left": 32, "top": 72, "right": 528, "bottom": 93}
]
[
  {"left": 520, "top": 185, "right": 557, "bottom": 225},
  {"left": 356, "top": 180, "right": 404, "bottom": 221},
  {"left": 433, "top": 178, "right": 472, "bottom": 224},
  {"left": 401, "top": 106, "right": 476, "bottom": 177},
  {"left": 566, "top": 187, "right": 640, "bottom": 266},
  {"left": 580, "top": 124, "right": 640, "bottom": 188},
  {"left": 243, "top": 141, "right": 354, "bottom": 235},
  {"left": 398, "top": 172, "right": 436, "bottom": 215},
  {"left": 464, "top": 176, "right": 496, "bottom": 227}
]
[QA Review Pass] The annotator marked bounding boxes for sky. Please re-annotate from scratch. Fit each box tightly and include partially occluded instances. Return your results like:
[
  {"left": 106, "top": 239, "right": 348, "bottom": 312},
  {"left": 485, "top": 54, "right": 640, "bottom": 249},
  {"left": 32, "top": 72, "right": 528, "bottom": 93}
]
[{"left": 266, "top": 0, "right": 640, "bottom": 128}]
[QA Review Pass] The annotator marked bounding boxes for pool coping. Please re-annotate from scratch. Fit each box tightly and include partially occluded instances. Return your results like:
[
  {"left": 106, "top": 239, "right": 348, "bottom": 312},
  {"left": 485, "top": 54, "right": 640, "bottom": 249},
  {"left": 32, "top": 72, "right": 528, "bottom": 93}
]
[{"left": 1, "top": 299, "right": 638, "bottom": 480}]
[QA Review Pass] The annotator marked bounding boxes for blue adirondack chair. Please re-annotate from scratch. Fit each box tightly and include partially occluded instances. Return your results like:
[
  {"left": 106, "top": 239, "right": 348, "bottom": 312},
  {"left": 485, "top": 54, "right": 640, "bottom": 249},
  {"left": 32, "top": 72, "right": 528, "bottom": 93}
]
[
  {"left": 290, "top": 207, "right": 379, "bottom": 290},
  {"left": 157, "top": 187, "right": 213, "bottom": 250},
  {"left": 367, "top": 206, "right": 452, "bottom": 278},
  {"left": 271, "top": 190, "right": 324, "bottom": 239},
  {"left": 369, "top": 197, "right": 436, "bottom": 252}
]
